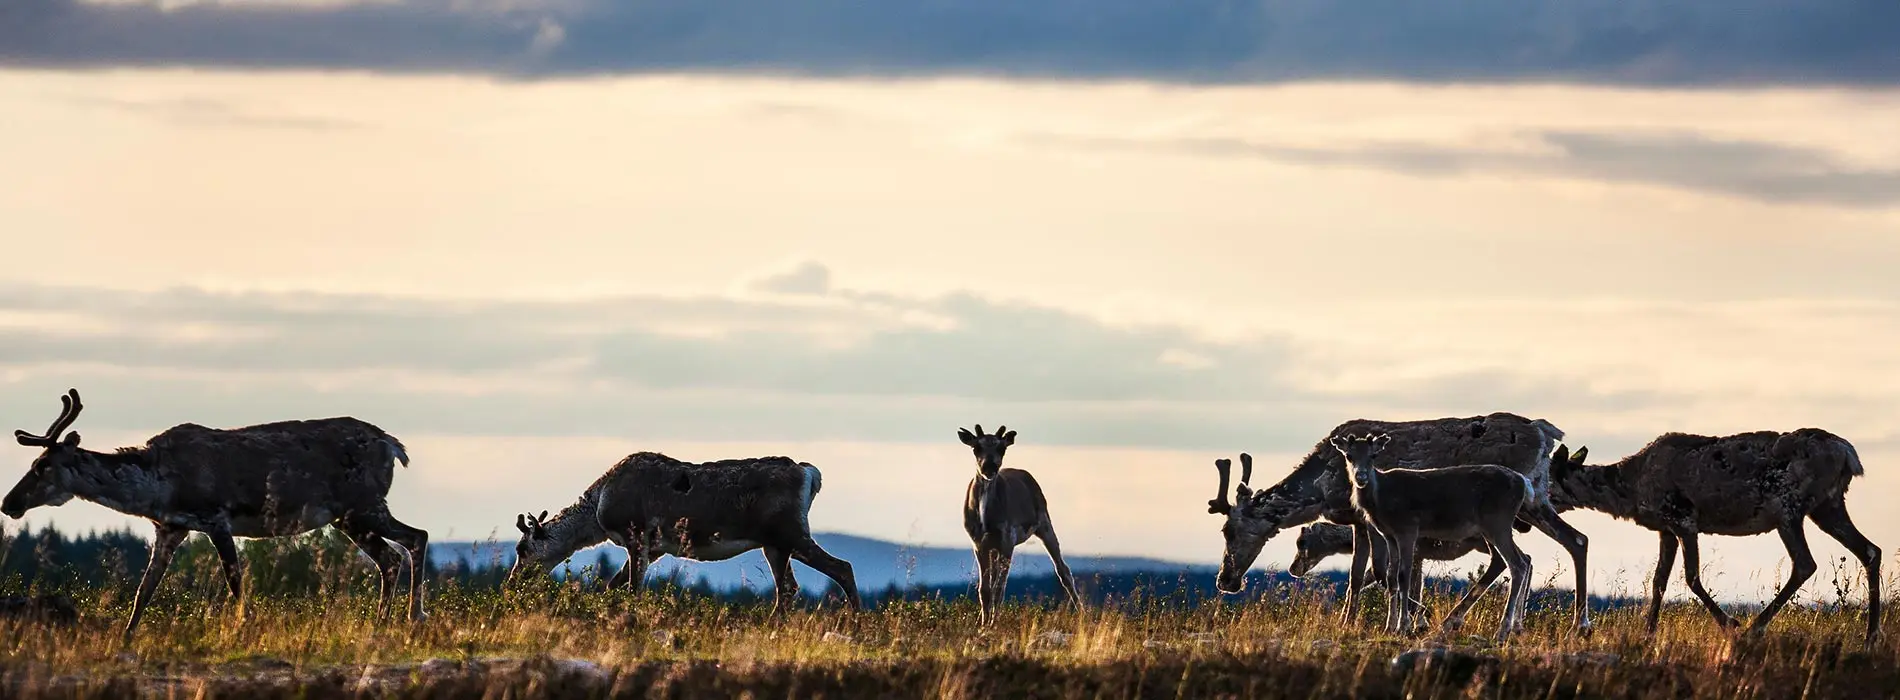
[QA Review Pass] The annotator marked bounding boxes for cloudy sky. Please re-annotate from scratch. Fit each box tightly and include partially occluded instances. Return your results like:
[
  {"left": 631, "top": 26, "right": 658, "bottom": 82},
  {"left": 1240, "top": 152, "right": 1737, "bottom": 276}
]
[{"left": 4, "top": 0, "right": 1899, "bottom": 603}]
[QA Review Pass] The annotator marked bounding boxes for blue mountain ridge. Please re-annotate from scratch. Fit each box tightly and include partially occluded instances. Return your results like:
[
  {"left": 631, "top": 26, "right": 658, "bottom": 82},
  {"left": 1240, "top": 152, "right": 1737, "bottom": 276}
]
[{"left": 428, "top": 532, "right": 1217, "bottom": 594}]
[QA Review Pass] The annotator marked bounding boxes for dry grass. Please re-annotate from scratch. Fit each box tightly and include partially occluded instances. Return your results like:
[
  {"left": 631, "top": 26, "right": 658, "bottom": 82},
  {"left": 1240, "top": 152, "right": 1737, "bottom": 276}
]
[{"left": 0, "top": 576, "right": 1893, "bottom": 699}]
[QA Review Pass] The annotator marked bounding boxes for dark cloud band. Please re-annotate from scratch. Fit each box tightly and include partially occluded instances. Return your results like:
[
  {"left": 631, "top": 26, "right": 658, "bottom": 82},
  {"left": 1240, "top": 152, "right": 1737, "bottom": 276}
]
[{"left": 3, "top": 0, "right": 1896, "bottom": 86}]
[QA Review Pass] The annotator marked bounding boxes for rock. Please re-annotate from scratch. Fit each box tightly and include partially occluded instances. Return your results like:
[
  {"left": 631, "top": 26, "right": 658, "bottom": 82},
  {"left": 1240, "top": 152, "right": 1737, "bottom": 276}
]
[
  {"left": 1036, "top": 630, "right": 1073, "bottom": 647},
  {"left": 1555, "top": 651, "right": 1621, "bottom": 667},
  {"left": 418, "top": 658, "right": 463, "bottom": 676},
  {"left": 1310, "top": 639, "right": 1336, "bottom": 652},
  {"left": 1187, "top": 632, "right": 1220, "bottom": 646},
  {"left": 551, "top": 658, "right": 610, "bottom": 683},
  {"left": 1142, "top": 639, "right": 1171, "bottom": 650},
  {"left": 821, "top": 631, "right": 853, "bottom": 644},
  {"left": 1390, "top": 648, "right": 1497, "bottom": 684}
]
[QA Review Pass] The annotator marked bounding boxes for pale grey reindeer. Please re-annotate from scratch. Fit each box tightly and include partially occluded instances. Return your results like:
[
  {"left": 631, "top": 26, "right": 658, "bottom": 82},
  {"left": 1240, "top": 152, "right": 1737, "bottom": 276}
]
[
  {"left": 1288, "top": 522, "right": 1507, "bottom": 633},
  {"left": 2, "top": 389, "right": 427, "bottom": 641},
  {"left": 958, "top": 424, "right": 1080, "bottom": 624},
  {"left": 1550, "top": 429, "right": 1880, "bottom": 649},
  {"left": 1209, "top": 413, "right": 1592, "bottom": 632},
  {"left": 508, "top": 452, "right": 861, "bottom": 614},
  {"left": 1331, "top": 433, "right": 1535, "bottom": 639}
]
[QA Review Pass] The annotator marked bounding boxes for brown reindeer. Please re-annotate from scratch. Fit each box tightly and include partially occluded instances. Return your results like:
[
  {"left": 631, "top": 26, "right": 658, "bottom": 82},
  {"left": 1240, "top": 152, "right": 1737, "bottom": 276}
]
[
  {"left": 1209, "top": 413, "right": 1593, "bottom": 632},
  {"left": 1288, "top": 522, "right": 1505, "bottom": 632},
  {"left": 958, "top": 424, "right": 1080, "bottom": 624},
  {"left": 1550, "top": 429, "right": 1880, "bottom": 648},
  {"left": 1332, "top": 433, "right": 1535, "bottom": 638},
  {"left": 3, "top": 389, "right": 427, "bottom": 640},
  {"left": 508, "top": 452, "right": 861, "bottom": 614}
]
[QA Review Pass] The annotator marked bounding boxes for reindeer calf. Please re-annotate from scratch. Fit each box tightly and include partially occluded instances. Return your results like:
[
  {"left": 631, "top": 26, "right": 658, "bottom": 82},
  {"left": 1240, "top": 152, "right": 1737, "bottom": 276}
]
[
  {"left": 958, "top": 425, "right": 1080, "bottom": 624},
  {"left": 1333, "top": 433, "right": 1534, "bottom": 640}
]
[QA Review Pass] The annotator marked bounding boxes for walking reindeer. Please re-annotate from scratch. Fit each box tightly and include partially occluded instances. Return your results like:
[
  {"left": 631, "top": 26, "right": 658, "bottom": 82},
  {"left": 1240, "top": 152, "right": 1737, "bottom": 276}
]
[
  {"left": 3, "top": 389, "right": 428, "bottom": 640},
  {"left": 958, "top": 425, "right": 1081, "bottom": 624},
  {"left": 1550, "top": 429, "right": 1881, "bottom": 648},
  {"left": 508, "top": 452, "right": 861, "bottom": 614},
  {"left": 1209, "top": 413, "right": 1593, "bottom": 632}
]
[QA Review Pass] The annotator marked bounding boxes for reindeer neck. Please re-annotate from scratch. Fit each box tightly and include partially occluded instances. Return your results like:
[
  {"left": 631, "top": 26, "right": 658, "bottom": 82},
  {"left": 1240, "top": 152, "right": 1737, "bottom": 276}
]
[
  {"left": 1555, "top": 459, "right": 1638, "bottom": 519},
  {"left": 540, "top": 493, "right": 609, "bottom": 560},
  {"left": 63, "top": 447, "right": 166, "bottom": 519}
]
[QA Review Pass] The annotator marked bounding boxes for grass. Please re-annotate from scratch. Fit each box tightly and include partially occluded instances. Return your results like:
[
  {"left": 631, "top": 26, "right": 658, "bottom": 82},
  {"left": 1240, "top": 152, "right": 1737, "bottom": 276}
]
[{"left": 1, "top": 571, "right": 1894, "bottom": 699}]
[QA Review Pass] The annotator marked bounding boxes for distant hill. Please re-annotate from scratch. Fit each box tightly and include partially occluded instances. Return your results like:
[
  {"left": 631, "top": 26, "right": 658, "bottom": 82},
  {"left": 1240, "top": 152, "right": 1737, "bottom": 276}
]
[{"left": 428, "top": 532, "right": 1216, "bottom": 594}]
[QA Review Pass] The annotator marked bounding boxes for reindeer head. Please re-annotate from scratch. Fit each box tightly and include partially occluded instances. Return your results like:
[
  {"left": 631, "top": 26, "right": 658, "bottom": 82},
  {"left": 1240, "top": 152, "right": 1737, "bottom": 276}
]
[
  {"left": 1287, "top": 523, "right": 1354, "bottom": 577},
  {"left": 1328, "top": 432, "right": 1392, "bottom": 487},
  {"left": 506, "top": 509, "right": 558, "bottom": 584},
  {"left": 4, "top": 389, "right": 86, "bottom": 519},
  {"left": 956, "top": 424, "right": 1015, "bottom": 478},
  {"left": 1550, "top": 443, "right": 1588, "bottom": 479},
  {"left": 1210, "top": 453, "right": 1280, "bottom": 593}
]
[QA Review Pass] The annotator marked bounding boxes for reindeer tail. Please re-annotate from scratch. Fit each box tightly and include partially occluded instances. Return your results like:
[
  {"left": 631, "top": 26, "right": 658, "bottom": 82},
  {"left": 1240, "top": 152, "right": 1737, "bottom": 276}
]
[{"left": 383, "top": 435, "right": 411, "bottom": 468}]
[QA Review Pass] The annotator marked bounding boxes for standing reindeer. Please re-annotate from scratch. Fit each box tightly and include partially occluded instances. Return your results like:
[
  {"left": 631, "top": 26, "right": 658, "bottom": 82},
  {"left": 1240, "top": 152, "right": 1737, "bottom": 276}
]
[
  {"left": 1332, "top": 433, "right": 1535, "bottom": 638},
  {"left": 958, "top": 424, "right": 1080, "bottom": 624},
  {"left": 1288, "top": 522, "right": 1506, "bottom": 633},
  {"left": 1208, "top": 413, "right": 1593, "bottom": 632},
  {"left": 507, "top": 452, "right": 861, "bottom": 614},
  {"left": 2, "top": 389, "right": 428, "bottom": 640},
  {"left": 1549, "top": 429, "right": 1881, "bottom": 648}
]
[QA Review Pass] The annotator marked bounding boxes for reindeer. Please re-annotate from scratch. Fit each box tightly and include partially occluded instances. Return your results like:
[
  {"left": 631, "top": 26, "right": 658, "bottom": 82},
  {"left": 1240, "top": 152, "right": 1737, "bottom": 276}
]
[
  {"left": 1288, "top": 522, "right": 1507, "bottom": 633},
  {"left": 1331, "top": 433, "right": 1534, "bottom": 638},
  {"left": 507, "top": 451, "right": 861, "bottom": 614},
  {"left": 3, "top": 389, "right": 427, "bottom": 640},
  {"left": 1208, "top": 413, "right": 1593, "bottom": 632},
  {"left": 1549, "top": 429, "right": 1880, "bottom": 648},
  {"left": 957, "top": 424, "right": 1080, "bottom": 624}
]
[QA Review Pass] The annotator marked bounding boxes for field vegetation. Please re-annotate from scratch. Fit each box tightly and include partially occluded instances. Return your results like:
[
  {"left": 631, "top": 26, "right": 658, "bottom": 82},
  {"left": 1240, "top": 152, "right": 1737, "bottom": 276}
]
[{"left": 1, "top": 526, "right": 1892, "bottom": 699}]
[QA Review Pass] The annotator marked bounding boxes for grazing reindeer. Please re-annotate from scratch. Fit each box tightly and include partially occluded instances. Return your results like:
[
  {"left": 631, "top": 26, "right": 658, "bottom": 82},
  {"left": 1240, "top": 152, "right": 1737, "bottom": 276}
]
[
  {"left": 3, "top": 389, "right": 427, "bottom": 640},
  {"left": 957, "top": 424, "right": 1080, "bottom": 624},
  {"left": 1288, "top": 522, "right": 1508, "bottom": 632},
  {"left": 507, "top": 452, "right": 861, "bottom": 614},
  {"left": 1550, "top": 429, "right": 1880, "bottom": 648},
  {"left": 1209, "top": 413, "right": 1592, "bottom": 631},
  {"left": 1333, "top": 433, "right": 1535, "bottom": 638}
]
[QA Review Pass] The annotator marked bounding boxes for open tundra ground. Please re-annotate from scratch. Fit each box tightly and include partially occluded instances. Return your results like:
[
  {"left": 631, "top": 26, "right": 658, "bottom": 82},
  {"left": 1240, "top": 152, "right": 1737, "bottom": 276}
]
[{"left": 1, "top": 573, "right": 1894, "bottom": 700}]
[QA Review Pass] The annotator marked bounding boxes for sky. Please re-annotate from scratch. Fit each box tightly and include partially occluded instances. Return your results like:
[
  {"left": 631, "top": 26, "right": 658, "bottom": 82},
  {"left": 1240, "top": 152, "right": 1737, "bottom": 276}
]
[{"left": 3, "top": 0, "right": 1899, "bottom": 605}]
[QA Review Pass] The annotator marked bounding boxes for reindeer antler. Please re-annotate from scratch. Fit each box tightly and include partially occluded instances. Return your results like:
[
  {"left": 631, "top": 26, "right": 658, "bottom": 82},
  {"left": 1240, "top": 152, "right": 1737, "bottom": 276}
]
[
  {"left": 1208, "top": 458, "right": 1233, "bottom": 514},
  {"left": 14, "top": 388, "right": 82, "bottom": 448},
  {"left": 1239, "top": 453, "right": 1254, "bottom": 486}
]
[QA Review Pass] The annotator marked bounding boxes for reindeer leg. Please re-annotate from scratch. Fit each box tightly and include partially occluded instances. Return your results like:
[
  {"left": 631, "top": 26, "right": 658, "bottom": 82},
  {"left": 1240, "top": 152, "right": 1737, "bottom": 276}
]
[
  {"left": 1035, "top": 525, "right": 1082, "bottom": 610},
  {"left": 338, "top": 521, "right": 403, "bottom": 618},
  {"left": 1491, "top": 534, "right": 1532, "bottom": 641},
  {"left": 207, "top": 526, "right": 245, "bottom": 619},
  {"left": 788, "top": 536, "right": 860, "bottom": 610},
  {"left": 1342, "top": 524, "right": 1372, "bottom": 624},
  {"left": 1748, "top": 520, "right": 1818, "bottom": 638},
  {"left": 1647, "top": 532, "right": 1678, "bottom": 635},
  {"left": 1379, "top": 531, "right": 1404, "bottom": 634},
  {"left": 1526, "top": 504, "right": 1592, "bottom": 633},
  {"left": 1443, "top": 548, "right": 1506, "bottom": 633},
  {"left": 764, "top": 546, "right": 799, "bottom": 616},
  {"left": 1677, "top": 531, "right": 1739, "bottom": 630},
  {"left": 1809, "top": 498, "right": 1882, "bottom": 650},
  {"left": 1393, "top": 534, "right": 1420, "bottom": 635},
  {"left": 973, "top": 544, "right": 995, "bottom": 625},
  {"left": 357, "top": 508, "right": 430, "bottom": 622},
  {"left": 124, "top": 524, "right": 189, "bottom": 644}
]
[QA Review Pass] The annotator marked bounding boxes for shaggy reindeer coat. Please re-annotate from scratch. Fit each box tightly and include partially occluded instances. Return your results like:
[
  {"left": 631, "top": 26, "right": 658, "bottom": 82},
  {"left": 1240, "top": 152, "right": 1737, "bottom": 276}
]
[
  {"left": 4, "top": 389, "right": 428, "bottom": 640},
  {"left": 1549, "top": 428, "right": 1879, "bottom": 647},
  {"left": 509, "top": 452, "right": 861, "bottom": 613}
]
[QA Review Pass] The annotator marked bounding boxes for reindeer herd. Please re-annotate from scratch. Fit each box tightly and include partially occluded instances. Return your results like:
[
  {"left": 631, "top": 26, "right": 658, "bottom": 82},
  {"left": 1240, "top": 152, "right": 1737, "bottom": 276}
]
[{"left": 2, "top": 390, "right": 1882, "bottom": 649}]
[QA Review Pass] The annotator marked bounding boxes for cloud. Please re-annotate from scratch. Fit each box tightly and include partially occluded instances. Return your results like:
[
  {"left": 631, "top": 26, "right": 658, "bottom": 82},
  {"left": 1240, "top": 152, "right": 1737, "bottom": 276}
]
[
  {"left": 1, "top": 0, "right": 1895, "bottom": 86},
  {"left": 1035, "top": 129, "right": 1900, "bottom": 208},
  {"left": 744, "top": 259, "right": 832, "bottom": 296},
  {"left": 0, "top": 267, "right": 1699, "bottom": 452}
]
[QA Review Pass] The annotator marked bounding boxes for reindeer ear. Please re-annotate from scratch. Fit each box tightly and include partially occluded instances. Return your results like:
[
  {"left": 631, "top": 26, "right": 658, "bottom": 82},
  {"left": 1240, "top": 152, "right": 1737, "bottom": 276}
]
[
  {"left": 61, "top": 432, "right": 81, "bottom": 447},
  {"left": 1328, "top": 436, "right": 1347, "bottom": 451},
  {"left": 1572, "top": 446, "right": 1588, "bottom": 464},
  {"left": 1001, "top": 430, "right": 1016, "bottom": 446},
  {"left": 1371, "top": 434, "right": 1390, "bottom": 447},
  {"left": 1553, "top": 444, "right": 1570, "bottom": 463},
  {"left": 957, "top": 428, "right": 978, "bottom": 447}
]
